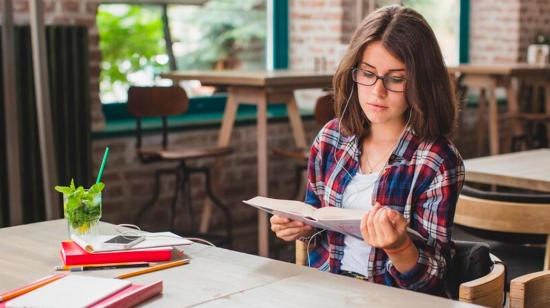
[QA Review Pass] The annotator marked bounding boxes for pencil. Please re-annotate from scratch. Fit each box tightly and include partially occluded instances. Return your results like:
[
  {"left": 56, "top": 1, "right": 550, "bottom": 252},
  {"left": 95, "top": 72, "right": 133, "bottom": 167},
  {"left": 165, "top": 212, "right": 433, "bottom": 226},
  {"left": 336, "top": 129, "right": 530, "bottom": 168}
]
[
  {"left": 0, "top": 274, "right": 65, "bottom": 302},
  {"left": 70, "top": 262, "right": 153, "bottom": 272},
  {"left": 116, "top": 259, "right": 189, "bottom": 279},
  {"left": 54, "top": 262, "right": 153, "bottom": 271}
]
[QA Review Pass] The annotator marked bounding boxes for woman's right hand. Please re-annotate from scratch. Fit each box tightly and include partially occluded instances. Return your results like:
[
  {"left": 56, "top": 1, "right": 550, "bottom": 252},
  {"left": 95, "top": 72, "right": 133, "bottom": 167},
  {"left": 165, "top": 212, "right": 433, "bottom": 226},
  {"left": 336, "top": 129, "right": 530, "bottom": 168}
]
[{"left": 270, "top": 215, "right": 313, "bottom": 242}]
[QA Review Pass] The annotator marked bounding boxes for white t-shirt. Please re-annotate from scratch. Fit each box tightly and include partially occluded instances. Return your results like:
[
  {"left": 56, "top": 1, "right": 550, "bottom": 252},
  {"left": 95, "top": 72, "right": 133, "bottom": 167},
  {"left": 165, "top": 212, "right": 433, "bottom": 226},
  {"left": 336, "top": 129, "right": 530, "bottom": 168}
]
[{"left": 340, "top": 169, "right": 378, "bottom": 277}]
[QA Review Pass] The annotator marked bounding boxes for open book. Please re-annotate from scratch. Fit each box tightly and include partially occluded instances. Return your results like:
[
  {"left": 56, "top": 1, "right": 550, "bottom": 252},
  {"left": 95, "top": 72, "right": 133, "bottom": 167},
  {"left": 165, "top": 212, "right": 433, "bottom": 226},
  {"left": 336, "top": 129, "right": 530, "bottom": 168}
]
[
  {"left": 243, "top": 196, "right": 426, "bottom": 241},
  {"left": 244, "top": 196, "right": 367, "bottom": 239},
  {"left": 71, "top": 231, "right": 193, "bottom": 253}
]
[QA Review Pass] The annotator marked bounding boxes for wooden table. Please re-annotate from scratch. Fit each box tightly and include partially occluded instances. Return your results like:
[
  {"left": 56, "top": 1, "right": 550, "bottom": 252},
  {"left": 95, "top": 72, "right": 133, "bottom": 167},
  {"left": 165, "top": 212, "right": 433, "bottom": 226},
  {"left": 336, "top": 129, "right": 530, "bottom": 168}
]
[
  {"left": 161, "top": 70, "right": 332, "bottom": 257},
  {"left": 464, "top": 148, "right": 550, "bottom": 192},
  {"left": 447, "top": 64, "right": 550, "bottom": 155},
  {"left": 0, "top": 220, "right": 474, "bottom": 307}
]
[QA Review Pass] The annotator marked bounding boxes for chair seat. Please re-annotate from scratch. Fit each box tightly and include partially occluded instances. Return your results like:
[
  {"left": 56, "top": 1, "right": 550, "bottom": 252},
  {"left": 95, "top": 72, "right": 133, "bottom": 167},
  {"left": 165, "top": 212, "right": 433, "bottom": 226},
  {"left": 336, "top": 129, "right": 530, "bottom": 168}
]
[
  {"left": 273, "top": 148, "right": 308, "bottom": 162},
  {"left": 138, "top": 146, "right": 233, "bottom": 161}
]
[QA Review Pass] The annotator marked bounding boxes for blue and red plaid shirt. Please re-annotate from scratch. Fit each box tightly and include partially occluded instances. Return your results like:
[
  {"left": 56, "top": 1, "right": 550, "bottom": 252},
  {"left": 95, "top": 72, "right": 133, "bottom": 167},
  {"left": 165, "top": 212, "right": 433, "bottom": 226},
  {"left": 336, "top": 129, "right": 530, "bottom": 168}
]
[{"left": 305, "top": 119, "right": 465, "bottom": 295}]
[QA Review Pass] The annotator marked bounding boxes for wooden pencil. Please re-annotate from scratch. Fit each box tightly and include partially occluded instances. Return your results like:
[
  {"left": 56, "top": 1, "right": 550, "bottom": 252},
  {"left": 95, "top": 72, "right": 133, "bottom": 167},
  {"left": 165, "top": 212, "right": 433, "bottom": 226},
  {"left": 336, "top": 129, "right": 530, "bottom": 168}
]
[
  {"left": 116, "top": 259, "right": 189, "bottom": 279},
  {"left": 0, "top": 274, "right": 65, "bottom": 302}
]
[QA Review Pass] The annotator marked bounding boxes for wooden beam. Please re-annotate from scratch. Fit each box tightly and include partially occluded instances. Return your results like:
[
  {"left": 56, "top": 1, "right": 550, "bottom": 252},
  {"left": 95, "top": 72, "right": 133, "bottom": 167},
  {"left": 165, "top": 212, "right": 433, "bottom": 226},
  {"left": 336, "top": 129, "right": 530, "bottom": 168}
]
[
  {"left": 29, "top": 0, "right": 60, "bottom": 219},
  {"left": 1, "top": 0, "right": 23, "bottom": 225}
]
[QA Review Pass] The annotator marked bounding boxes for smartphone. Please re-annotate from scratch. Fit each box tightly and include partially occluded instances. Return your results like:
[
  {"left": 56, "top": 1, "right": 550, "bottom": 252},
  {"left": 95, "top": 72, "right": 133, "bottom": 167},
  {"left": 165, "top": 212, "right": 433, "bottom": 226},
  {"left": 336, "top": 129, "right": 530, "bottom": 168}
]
[{"left": 101, "top": 235, "right": 145, "bottom": 249}]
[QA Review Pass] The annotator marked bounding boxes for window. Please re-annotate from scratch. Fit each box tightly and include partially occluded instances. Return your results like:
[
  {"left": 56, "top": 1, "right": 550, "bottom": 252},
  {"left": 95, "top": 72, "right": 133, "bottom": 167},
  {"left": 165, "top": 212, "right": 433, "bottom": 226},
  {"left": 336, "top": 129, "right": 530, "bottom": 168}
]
[
  {"left": 374, "top": 0, "right": 461, "bottom": 65},
  {"left": 97, "top": 5, "right": 169, "bottom": 104},
  {"left": 402, "top": 0, "right": 460, "bottom": 65},
  {"left": 97, "top": 1, "right": 267, "bottom": 104}
]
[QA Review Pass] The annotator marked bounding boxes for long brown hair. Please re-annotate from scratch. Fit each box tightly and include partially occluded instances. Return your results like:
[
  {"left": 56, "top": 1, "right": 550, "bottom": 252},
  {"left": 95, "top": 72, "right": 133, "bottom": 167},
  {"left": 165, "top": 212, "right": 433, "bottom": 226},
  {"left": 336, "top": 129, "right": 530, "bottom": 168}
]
[{"left": 333, "top": 5, "right": 457, "bottom": 141}]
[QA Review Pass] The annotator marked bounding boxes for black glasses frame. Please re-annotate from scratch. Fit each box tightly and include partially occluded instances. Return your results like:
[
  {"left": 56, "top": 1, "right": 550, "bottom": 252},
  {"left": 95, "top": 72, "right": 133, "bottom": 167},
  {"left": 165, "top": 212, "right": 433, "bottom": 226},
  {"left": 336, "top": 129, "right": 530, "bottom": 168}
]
[{"left": 351, "top": 68, "right": 406, "bottom": 93}]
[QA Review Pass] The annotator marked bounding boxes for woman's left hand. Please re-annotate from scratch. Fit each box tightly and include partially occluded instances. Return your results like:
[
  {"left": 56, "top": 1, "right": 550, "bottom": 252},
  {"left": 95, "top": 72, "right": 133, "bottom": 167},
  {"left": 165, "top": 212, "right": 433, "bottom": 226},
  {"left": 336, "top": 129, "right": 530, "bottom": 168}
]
[{"left": 360, "top": 202, "right": 410, "bottom": 250}]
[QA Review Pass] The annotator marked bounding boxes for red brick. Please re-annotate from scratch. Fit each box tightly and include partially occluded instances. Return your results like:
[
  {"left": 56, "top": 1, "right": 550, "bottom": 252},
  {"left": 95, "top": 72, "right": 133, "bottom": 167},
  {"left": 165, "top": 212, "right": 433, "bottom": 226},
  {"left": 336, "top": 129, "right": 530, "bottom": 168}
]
[
  {"left": 14, "top": 1, "right": 29, "bottom": 12},
  {"left": 60, "top": 0, "right": 79, "bottom": 13},
  {"left": 87, "top": 2, "right": 99, "bottom": 14}
]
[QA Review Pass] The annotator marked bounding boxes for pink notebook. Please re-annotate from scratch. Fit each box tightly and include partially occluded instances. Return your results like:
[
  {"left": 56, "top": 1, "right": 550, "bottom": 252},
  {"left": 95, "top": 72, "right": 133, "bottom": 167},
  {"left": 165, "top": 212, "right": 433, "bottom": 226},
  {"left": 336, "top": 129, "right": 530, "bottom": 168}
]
[{"left": 0, "top": 275, "right": 162, "bottom": 307}]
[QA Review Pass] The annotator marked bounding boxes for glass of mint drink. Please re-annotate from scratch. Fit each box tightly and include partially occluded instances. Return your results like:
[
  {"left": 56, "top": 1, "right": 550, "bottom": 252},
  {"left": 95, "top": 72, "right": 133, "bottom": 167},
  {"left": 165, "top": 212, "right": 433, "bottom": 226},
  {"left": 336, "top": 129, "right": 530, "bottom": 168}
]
[{"left": 55, "top": 179, "right": 105, "bottom": 240}]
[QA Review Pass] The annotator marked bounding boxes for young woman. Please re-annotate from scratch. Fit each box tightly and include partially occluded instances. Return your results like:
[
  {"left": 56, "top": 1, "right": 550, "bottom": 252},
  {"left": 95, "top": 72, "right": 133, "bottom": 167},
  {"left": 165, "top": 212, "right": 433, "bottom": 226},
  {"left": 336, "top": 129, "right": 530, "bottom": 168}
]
[{"left": 270, "top": 5, "right": 464, "bottom": 296}]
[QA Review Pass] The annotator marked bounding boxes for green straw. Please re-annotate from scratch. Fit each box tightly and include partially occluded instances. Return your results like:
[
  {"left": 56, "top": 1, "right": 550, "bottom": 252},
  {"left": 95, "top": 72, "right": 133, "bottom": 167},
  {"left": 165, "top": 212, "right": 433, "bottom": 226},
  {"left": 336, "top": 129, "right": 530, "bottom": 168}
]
[{"left": 96, "top": 146, "right": 110, "bottom": 184}]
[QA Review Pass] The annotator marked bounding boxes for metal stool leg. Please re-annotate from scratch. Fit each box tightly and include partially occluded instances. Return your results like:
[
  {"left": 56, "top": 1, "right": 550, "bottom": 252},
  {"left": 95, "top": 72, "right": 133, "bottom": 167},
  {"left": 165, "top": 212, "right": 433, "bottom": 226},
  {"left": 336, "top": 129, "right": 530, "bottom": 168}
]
[
  {"left": 180, "top": 161, "right": 197, "bottom": 232},
  {"left": 136, "top": 168, "right": 177, "bottom": 224},
  {"left": 170, "top": 165, "right": 182, "bottom": 231},
  {"left": 202, "top": 167, "right": 233, "bottom": 248},
  {"left": 186, "top": 166, "right": 233, "bottom": 248}
]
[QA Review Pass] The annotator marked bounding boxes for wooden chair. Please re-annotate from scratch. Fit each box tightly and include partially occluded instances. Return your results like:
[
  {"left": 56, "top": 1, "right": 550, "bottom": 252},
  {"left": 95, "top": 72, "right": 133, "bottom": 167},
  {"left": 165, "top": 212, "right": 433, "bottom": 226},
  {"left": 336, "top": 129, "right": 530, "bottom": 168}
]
[
  {"left": 510, "top": 270, "right": 550, "bottom": 308},
  {"left": 458, "top": 253, "right": 506, "bottom": 307},
  {"left": 127, "top": 86, "right": 233, "bottom": 247},
  {"left": 295, "top": 239, "right": 505, "bottom": 306},
  {"left": 511, "top": 80, "right": 550, "bottom": 151},
  {"left": 272, "top": 93, "right": 335, "bottom": 200},
  {"left": 455, "top": 186, "right": 550, "bottom": 270}
]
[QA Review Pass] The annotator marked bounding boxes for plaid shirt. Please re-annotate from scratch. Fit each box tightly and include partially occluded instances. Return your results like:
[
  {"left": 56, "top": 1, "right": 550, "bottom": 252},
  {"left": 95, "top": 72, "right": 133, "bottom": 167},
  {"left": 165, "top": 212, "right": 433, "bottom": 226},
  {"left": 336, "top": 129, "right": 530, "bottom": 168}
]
[{"left": 305, "top": 119, "right": 465, "bottom": 295}]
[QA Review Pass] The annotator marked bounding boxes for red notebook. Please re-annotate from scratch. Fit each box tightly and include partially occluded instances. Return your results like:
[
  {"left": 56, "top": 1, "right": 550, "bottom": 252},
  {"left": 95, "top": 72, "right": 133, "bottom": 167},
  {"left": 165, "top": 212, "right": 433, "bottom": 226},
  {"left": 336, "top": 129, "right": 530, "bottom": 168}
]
[
  {"left": 60, "top": 241, "right": 172, "bottom": 265},
  {"left": 0, "top": 275, "right": 162, "bottom": 308}
]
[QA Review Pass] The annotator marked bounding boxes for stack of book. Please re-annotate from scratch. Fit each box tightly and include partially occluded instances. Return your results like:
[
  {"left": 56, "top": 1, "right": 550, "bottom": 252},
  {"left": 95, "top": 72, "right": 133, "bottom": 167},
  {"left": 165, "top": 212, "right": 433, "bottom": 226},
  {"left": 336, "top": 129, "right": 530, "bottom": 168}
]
[
  {"left": 0, "top": 232, "right": 192, "bottom": 307},
  {"left": 0, "top": 274, "right": 163, "bottom": 307},
  {"left": 60, "top": 232, "right": 192, "bottom": 266}
]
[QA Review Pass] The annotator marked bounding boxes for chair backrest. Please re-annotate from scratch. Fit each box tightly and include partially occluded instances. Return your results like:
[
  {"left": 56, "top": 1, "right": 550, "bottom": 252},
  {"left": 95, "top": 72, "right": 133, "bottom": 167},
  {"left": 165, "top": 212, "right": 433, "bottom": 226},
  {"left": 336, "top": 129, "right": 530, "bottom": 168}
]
[
  {"left": 510, "top": 270, "right": 550, "bottom": 308},
  {"left": 127, "top": 86, "right": 188, "bottom": 117},
  {"left": 459, "top": 253, "right": 506, "bottom": 307},
  {"left": 455, "top": 193, "right": 550, "bottom": 235},
  {"left": 313, "top": 93, "right": 335, "bottom": 126},
  {"left": 449, "top": 241, "right": 493, "bottom": 290},
  {"left": 127, "top": 86, "right": 189, "bottom": 150}
]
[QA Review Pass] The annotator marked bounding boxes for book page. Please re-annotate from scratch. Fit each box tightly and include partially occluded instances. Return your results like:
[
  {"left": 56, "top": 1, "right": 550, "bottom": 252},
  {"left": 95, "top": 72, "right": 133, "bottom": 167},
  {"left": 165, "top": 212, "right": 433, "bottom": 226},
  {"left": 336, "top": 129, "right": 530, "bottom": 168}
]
[
  {"left": 6, "top": 275, "right": 131, "bottom": 308},
  {"left": 243, "top": 196, "right": 329, "bottom": 229},
  {"left": 311, "top": 207, "right": 366, "bottom": 239}
]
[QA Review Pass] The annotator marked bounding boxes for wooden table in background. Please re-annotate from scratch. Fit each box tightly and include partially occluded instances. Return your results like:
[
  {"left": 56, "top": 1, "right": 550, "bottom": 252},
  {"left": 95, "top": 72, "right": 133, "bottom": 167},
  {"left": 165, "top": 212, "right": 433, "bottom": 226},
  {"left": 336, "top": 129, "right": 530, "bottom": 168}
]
[
  {"left": 0, "top": 220, "right": 474, "bottom": 307},
  {"left": 161, "top": 70, "right": 332, "bottom": 257},
  {"left": 448, "top": 64, "right": 550, "bottom": 155},
  {"left": 464, "top": 148, "right": 550, "bottom": 192}
]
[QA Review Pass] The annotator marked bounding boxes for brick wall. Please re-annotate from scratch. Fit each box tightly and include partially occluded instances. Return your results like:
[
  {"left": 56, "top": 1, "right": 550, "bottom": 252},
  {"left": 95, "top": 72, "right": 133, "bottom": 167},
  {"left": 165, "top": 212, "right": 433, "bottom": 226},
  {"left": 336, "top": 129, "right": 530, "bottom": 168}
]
[
  {"left": 469, "top": 0, "right": 550, "bottom": 64},
  {"left": 289, "top": 0, "right": 345, "bottom": 71},
  {"left": 518, "top": 0, "right": 550, "bottom": 62},
  {"left": 469, "top": 0, "right": 522, "bottom": 64},
  {"left": 2, "top": 0, "right": 104, "bottom": 129}
]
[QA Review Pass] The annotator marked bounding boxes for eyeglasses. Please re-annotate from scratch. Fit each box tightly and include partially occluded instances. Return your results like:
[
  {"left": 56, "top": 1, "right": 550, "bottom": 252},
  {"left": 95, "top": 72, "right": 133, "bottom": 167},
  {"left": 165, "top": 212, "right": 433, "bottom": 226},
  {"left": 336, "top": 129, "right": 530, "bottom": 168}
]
[{"left": 351, "top": 68, "right": 406, "bottom": 93}]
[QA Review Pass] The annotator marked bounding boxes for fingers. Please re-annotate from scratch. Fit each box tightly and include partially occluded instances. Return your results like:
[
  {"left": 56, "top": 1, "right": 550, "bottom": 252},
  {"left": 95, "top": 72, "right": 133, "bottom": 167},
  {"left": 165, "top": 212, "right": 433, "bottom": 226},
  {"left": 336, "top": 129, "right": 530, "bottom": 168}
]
[
  {"left": 270, "top": 215, "right": 289, "bottom": 224},
  {"left": 277, "top": 226, "right": 308, "bottom": 240},
  {"left": 360, "top": 211, "right": 370, "bottom": 240},
  {"left": 365, "top": 204, "right": 382, "bottom": 244},
  {"left": 365, "top": 203, "right": 410, "bottom": 249},
  {"left": 270, "top": 215, "right": 313, "bottom": 241},
  {"left": 378, "top": 209, "right": 397, "bottom": 241},
  {"left": 386, "top": 209, "right": 409, "bottom": 233}
]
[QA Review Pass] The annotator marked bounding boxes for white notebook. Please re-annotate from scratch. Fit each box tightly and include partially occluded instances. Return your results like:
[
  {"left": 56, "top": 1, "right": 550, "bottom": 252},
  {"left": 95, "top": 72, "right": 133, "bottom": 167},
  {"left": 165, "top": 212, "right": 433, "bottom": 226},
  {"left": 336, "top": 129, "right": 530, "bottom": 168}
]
[
  {"left": 6, "top": 275, "right": 131, "bottom": 308},
  {"left": 72, "top": 231, "right": 193, "bottom": 253}
]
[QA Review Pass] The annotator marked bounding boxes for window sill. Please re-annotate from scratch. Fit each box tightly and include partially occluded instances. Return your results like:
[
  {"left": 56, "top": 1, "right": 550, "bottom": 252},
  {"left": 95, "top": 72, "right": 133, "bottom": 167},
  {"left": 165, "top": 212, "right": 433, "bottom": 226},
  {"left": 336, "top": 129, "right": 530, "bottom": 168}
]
[{"left": 92, "top": 94, "right": 314, "bottom": 140}]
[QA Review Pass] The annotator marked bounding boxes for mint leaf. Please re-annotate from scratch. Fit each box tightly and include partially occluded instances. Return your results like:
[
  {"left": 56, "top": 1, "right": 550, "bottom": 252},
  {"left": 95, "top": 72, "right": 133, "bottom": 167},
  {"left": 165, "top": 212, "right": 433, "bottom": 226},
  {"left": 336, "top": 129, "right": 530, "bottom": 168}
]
[
  {"left": 54, "top": 186, "right": 72, "bottom": 194},
  {"left": 89, "top": 182, "right": 105, "bottom": 194}
]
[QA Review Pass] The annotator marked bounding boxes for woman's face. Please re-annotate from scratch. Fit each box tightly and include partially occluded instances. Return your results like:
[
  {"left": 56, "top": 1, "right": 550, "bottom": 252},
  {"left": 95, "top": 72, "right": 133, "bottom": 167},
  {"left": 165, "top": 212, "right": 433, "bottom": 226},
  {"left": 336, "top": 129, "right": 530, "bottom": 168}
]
[{"left": 356, "top": 41, "right": 408, "bottom": 127}]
